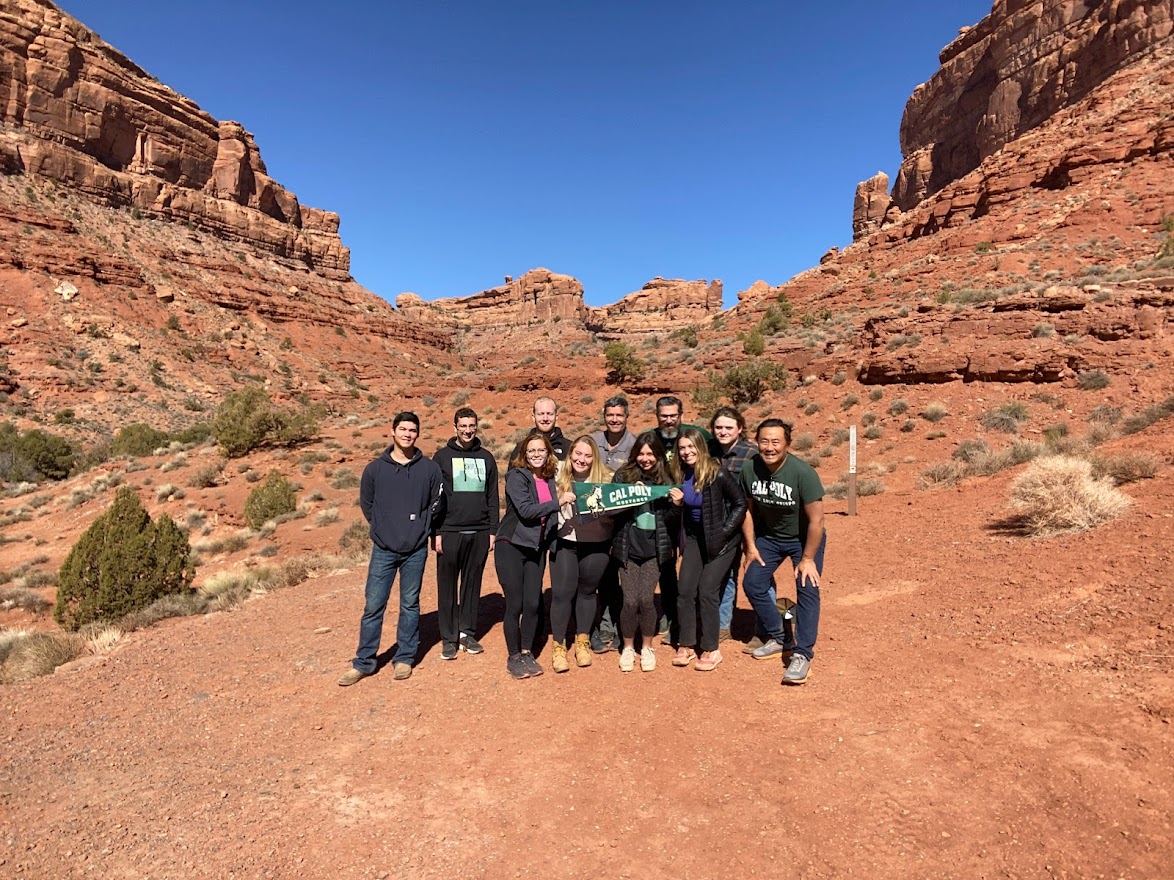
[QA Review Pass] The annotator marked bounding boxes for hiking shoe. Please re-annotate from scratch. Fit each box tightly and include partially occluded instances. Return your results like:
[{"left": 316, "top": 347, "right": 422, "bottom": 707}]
[
  {"left": 574, "top": 634, "right": 593, "bottom": 667},
  {"left": 589, "top": 632, "right": 609, "bottom": 654},
  {"left": 507, "top": 653, "right": 530, "bottom": 680},
  {"left": 459, "top": 634, "right": 484, "bottom": 654},
  {"left": 672, "top": 647, "right": 697, "bottom": 667},
  {"left": 440, "top": 641, "right": 458, "bottom": 661},
  {"left": 695, "top": 650, "right": 723, "bottom": 672},
  {"left": 718, "top": 628, "right": 732, "bottom": 643},
  {"left": 619, "top": 646, "right": 635, "bottom": 672},
  {"left": 742, "top": 635, "right": 765, "bottom": 655},
  {"left": 640, "top": 647, "right": 656, "bottom": 672},
  {"left": 657, "top": 614, "right": 670, "bottom": 636},
  {"left": 393, "top": 662, "right": 413, "bottom": 680},
  {"left": 336, "top": 668, "right": 368, "bottom": 687},
  {"left": 782, "top": 654, "right": 810, "bottom": 685},
  {"left": 521, "top": 653, "right": 543, "bottom": 677},
  {"left": 752, "top": 639, "right": 790, "bottom": 660},
  {"left": 551, "top": 642, "right": 570, "bottom": 674}
]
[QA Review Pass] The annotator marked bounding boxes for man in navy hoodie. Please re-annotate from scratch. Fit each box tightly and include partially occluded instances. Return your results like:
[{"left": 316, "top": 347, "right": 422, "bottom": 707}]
[
  {"left": 339, "top": 411, "right": 445, "bottom": 686},
  {"left": 431, "top": 407, "right": 499, "bottom": 660}
]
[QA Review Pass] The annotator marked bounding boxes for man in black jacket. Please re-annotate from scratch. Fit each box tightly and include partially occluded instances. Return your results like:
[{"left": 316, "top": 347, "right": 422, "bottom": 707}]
[
  {"left": 432, "top": 407, "right": 499, "bottom": 660},
  {"left": 508, "top": 396, "right": 569, "bottom": 463},
  {"left": 339, "top": 411, "right": 445, "bottom": 686}
]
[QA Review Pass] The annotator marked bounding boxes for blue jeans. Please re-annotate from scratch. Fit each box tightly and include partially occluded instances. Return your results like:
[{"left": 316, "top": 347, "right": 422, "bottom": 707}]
[
  {"left": 743, "top": 534, "right": 826, "bottom": 660},
  {"left": 352, "top": 543, "right": 428, "bottom": 673},
  {"left": 718, "top": 550, "right": 776, "bottom": 633}
]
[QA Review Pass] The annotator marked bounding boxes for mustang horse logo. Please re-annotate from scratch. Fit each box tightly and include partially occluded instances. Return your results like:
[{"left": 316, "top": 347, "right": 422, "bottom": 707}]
[{"left": 584, "top": 485, "right": 605, "bottom": 514}]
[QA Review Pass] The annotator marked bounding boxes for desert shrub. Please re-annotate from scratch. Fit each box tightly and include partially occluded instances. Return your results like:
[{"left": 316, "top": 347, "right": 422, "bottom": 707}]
[
  {"left": 868, "top": 388, "right": 884, "bottom": 402},
  {"left": 899, "top": 419, "right": 916, "bottom": 433},
  {"left": 1032, "top": 323, "right": 1055, "bottom": 338},
  {"left": 830, "top": 371, "right": 846, "bottom": 386},
  {"left": 888, "top": 399, "right": 909, "bottom": 416},
  {"left": 55, "top": 487, "right": 194, "bottom": 631},
  {"left": 331, "top": 467, "right": 361, "bottom": 490},
  {"left": 741, "top": 329, "right": 766, "bottom": 356},
  {"left": 717, "top": 359, "right": 787, "bottom": 406},
  {"left": 0, "top": 587, "right": 52, "bottom": 614},
  {"left": 1010, "top": 456, "right": 1130, "bottom": 535},
  {"left": 981, "top": 402, "right": 1030, "bottom": 433},
  {"left": 861, "top": 412, "right": 877, "bottom": 427},
  {"left": 921, "top": 402, "right": 949, "bottom": 423},
  {"left": 862, "top": 426, "right": 883, "bottom": 440},
  {"left": 0, "top": 630, "right": 86, "bottom": 683},
  {"left": 1120, "top": 396, "right": 1174, "bottom": 435},
  {"left": 339, "top": 520, "right": 371, "bottom": 556},
  {"left": 791, "top": 433, "right": 815, "bottom": 452},
  {"left": 841, "top": 394, "right": 859, "bottom": 410},
  {"left": 1076, "top": 370, "right": 1110, "bottom": 390},
  {"left": 758, "top": 304, "right": 790, "bottom": 336},
  {"left": 116, "top": 591, "right": 207, "bottom": 631},
  {"left": 188, "top": 461, "right": 225, "bottom": 489},
  {"left": 315, "top": 507, "right": 340, "bottom": 526},
  {"left": 919, "top": 461, "right": 964, "bottom": 488},
  {"left": 603, "top": 343, "right": 647, "bottom": 385},
  {"left": 804, "top": 403, "right": 821, "bottom": 416},
  {"left": 672, "top": 326, "right": 699, "bottom": 348},
  {"left": 244, "top": 470, "right": 298, "bottom": 530},
  {"left": 1089, "top": 452, "right": 1160, "bottom": 485},
  {"left": 113, "top": 423, "right": 170, "bottom": 457},
  {"left": 1088, "top": 405, "right": 1122, "bottom": 425},
  {"left": 213, "top": 386, "right": 319, "bottom": 457},
  {"left": 0, "top": 423, "right": 76, "bottom": 481}
]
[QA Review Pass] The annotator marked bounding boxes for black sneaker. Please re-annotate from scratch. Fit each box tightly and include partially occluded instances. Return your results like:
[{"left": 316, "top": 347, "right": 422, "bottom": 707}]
[
  {"left": 521, "top": 653, "right": 543, "bottom": 677},
  {"left": 440, "top": 641, "right": 458, "bottom": 660},
  {"left": 507, "top": 653, "right": 530, "bottom": 680},
  {"left": 589, "top": 632, "right": 609, "bottom": 654},
  {"left": 459, "top": 634, "right": 484, "bottom": 654}
]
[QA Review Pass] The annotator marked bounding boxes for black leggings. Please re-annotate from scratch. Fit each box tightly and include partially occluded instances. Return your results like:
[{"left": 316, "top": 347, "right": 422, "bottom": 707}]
[
  {"left": 550, "top": 540, "right": 610, "bottom": 643},
  {"left": 494, "top": 540, "right": 547, "bottom": 655},
  {"left": 619, "top": 556, "right": 660, "bottom": 641},
  {"left": 677, "top": 533, "right": 738, "bottom": 652}
]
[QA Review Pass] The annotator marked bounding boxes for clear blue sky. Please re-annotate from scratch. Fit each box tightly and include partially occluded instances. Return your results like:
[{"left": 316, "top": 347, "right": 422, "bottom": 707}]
[{"left": 56, "top": 0, "right": 993, "bottom": 307}]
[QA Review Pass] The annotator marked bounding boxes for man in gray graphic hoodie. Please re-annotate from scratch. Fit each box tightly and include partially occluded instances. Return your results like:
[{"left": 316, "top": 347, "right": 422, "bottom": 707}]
[{"left": 338, "top": 411, "right": 445, "bottom": 686}]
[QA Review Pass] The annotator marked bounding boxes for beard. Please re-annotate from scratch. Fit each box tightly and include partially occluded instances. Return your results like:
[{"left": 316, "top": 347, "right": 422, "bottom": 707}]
[{"left": 660, "top": 427, "right": 679, "bottom": 440}]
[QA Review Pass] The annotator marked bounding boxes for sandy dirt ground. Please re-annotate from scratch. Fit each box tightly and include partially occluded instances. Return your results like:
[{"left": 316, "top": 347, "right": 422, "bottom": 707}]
[{"left": 2, "top": 457, "right": 1172, "bottom": 880}]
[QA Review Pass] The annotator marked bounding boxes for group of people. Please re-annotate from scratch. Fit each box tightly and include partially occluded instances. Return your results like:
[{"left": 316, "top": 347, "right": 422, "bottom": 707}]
[{"left": 337, "top": 394, "right": 826, "bottom": 688}]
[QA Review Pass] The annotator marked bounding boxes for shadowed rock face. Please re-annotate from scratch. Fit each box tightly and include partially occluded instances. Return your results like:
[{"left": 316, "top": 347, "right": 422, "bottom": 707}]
[
  {"left": 0, "top": 0, "right": 349, "bottom": 277},
  {"left": 891, "top": 0, "right": 1173, "bottom": 212}
]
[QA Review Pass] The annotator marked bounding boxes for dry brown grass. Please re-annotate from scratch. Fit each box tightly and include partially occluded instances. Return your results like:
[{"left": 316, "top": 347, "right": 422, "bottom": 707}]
[
  {"left": 1089, "top": 451, "right": 1161, "bottom": 485},
  {"left": 1010, "top": 455, "right": 1131, "bottom": 536},
  {"left": 0, "top": 630, "right": 86, "bottom": 683},
  {"left": 0, "top": 586, "right": 51, "bottom": 614}
]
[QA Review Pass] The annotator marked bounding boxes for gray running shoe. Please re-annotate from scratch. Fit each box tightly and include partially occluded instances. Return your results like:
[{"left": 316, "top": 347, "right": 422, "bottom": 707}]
[
  {"left": 459, "top": 634, "right": 484, "bottom": 654},
  {"left": 440, "top": 641, "right": 458, "bottom": 660},
  {"left": 507, "top": 653, "right": 530, "bottom": 680},
  {"left": 782, "top": 654, "right": 810, "bottom": 685},
  {"left": 521, "top": 653, "right": 543, "bottom": 677},
  {"left": 742, "top": 635, "right": 765, "bottom": 655},
  {"left": 751, "top": 638, "right": 789, "bottom": 660}
]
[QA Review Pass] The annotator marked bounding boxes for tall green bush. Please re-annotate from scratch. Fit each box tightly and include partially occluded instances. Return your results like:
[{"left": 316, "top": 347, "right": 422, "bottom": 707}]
[
  {"left": 0, "top": 422, "right": 75, "bottom": 480},
  {"left": 113, "top": 423, "right": 170, "bottom": 457},
  {"left": 244, "top": 470, "right": 298, "bottom": 529},
  {"left": 55, "top": 487, "right": 194, "bottom": 631}
]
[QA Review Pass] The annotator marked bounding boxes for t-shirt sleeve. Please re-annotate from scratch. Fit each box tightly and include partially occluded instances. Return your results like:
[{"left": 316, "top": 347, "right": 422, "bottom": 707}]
[
  {"left": 739, "top": 458, "right": 755, "bottom": 495},
  {"left": 799, "top": 462, "right": 824, "bottom": 502}
]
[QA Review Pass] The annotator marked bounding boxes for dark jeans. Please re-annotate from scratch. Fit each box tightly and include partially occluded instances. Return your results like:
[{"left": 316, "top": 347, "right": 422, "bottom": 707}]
[
  {"left": 743, "top": 533, "right": 826, "bottom": 660},
  {"left": 550, "top": 540, "right": 610, "bottom": 643},
  {"left": 677, "top": 533, "right": 738, "bottom": 652},
  {"left": 658, "top": 561, "right": 679, "bottom": 638},
  {"left": 495, "top": 540, "right": 547, "bottom": 655},
  {"left": 593, "top": 559, "right": 622, "bottom": 644},
  {"left": 436, "top": 531, "right": 490, "bottom": 643},
  {"left": 351, "top": 543, "right": 428, "bottom": 673}
]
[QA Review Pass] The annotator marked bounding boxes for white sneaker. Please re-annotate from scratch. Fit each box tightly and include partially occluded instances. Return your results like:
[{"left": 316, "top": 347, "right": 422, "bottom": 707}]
[
  {"left": 619, "top": 646, "right": 635, "bottom": 672},
  {"left": 640, "top": 647, "right": 656, "bottom": 672}
]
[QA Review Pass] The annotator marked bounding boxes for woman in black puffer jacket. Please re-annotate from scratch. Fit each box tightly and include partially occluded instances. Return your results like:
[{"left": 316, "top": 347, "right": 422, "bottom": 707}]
[{"left": 667, "top": 427, "right": 747, "bottom": 671}]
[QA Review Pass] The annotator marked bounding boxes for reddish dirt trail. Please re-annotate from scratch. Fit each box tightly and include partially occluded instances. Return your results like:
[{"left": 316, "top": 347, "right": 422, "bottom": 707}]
[{"left": 2, "top": 465, "right": 1171, "bottom": 879}]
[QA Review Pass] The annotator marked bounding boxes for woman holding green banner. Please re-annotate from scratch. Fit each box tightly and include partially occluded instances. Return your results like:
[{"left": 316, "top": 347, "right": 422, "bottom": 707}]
[
  {"left": 668, "top": 428, "right": 747, "bottom": 671},
  {"left": 549, "top": 436, "right": 615, "bottom": 673},
  {"left": 611, "top": 432, "right": 679, "bottom": 673}
]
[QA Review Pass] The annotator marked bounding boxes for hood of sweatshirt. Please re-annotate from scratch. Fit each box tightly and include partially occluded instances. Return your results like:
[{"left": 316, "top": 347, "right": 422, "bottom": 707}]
[
  {"left": 444, "top": 435, "right": 483, "bottom": 453},
  {"left": 380, "top": 447, "right": 423, "bottom": 466}
]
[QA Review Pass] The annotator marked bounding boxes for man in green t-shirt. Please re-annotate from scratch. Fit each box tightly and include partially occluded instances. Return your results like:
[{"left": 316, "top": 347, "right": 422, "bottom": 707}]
[{"left": 740, "top": 418, "right": 826, "bottom": 685}]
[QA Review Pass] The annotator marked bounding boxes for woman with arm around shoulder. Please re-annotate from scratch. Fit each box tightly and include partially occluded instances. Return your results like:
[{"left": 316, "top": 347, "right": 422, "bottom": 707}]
[
  {"left": 495, "top": 432, "right": 575, "bottom": 680},
  {"left": 612, "top": 431, "right": 679, "bottom": 673},
  {"left": 549, "top": 436, "right": 615, "bottom": 673},
  {"left": 668, "top": 427, "right": 747, "bottom": 671}
]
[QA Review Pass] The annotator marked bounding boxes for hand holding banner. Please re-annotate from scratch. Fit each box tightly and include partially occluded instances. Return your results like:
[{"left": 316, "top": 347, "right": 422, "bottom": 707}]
[{"left": 574, "top": 482, "right": 676, "bottom": 515}]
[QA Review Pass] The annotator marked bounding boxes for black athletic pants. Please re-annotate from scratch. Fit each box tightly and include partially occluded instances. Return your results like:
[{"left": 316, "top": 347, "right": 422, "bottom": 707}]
[
  {"left": 550, "top": 540, "right": 611, "bottom": 644},
  {"left": 494, "top": 540, "right": 547, "bottom": 655},
  {"left": 677, "top": 532, "right": 738, "bottom": 652},
  {"left": 436, "top": 530, "right": 490, "bottom": 644}
]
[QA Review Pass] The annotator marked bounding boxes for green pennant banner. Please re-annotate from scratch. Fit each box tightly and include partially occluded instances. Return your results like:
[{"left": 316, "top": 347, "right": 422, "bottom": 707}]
[{"left": 574, "top": 481, "right": 675, "bottom": 515}]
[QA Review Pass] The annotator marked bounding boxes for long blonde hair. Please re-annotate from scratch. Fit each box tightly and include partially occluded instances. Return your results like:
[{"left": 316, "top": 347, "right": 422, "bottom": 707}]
[
  {"left": 557, "top": 435, "right": 613, "bottom": 496},
  {"left": 677, "top": 427, "right": 720, "bottom": 491}
]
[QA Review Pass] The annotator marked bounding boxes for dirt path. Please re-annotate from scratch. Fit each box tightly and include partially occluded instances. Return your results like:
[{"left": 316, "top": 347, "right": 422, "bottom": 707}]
[{"left": 3, "top": 466, "right": 1171, "bottom": 879}]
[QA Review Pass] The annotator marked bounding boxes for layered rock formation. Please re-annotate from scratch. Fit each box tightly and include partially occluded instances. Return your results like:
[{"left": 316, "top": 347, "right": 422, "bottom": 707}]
[
  {"left": 0, "top": 0, "right": 349, "bottom": 277},
  {"left": 427, "top": 269, "right": 588, "bottom": 327},
  {"left": 852, "top": 172, "right": 892, "bottom": 240},
  {"left": 852, "top": 0, "right": 1173, "bottom": 240},
  {"left": 585, "top": 277, "right": 723, "bottom": 337}
]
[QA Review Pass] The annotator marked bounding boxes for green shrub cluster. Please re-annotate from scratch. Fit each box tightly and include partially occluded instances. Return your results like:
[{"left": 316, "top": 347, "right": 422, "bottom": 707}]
[
  {"left": 715, "top": 358, "right": 787, "bottom": 406},
  {"left": 244, "top": 470, "right": 298, "bottom": 530},
  {"left": 0, "top": 422, "right": 75, "bottom": 481},
  {"left": 603, "top": 343, "right": 647, "bottom": 386},
  {"left": 213, "top": 386, "right": 319, "bottom": 457},
  {"left": 55, "top": 487, "right": 193, "bottom": 631}
]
